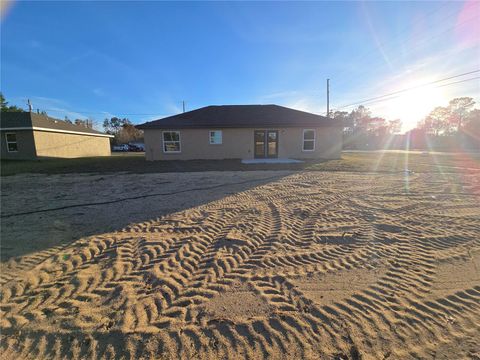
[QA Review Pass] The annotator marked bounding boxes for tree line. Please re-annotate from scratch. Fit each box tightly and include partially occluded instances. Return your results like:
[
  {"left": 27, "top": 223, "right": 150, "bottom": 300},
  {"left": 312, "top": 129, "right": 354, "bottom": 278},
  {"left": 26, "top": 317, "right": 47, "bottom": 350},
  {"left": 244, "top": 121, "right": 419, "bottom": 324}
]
[
  {"left": 416, "top": 97, "right": 478, "bottom": 136},
  {"left": 334, "top": 97, "right": 479, "bottom": 151}
]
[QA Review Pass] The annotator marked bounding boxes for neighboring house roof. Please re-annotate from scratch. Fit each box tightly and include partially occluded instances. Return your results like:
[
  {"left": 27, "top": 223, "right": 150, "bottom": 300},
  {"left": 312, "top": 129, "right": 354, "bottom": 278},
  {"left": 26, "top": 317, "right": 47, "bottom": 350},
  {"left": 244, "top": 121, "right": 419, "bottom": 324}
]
[
  {"left": 0, "top": 112, "right": 114, "bottom": 137},
  {"left": 136, "top": 105, "right": 340, "bottom": 130}
]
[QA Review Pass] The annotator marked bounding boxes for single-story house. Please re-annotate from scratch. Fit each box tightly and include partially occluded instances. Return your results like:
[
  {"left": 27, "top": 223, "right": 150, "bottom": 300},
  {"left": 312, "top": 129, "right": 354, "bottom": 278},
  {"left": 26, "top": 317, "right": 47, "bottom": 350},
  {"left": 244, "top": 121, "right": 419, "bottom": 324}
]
[
  {"left": 1, "top": 112, "right": 114, "bottom": 160},
  {"left": 137, "top": 104, "right": 342, "bottom": 161}
]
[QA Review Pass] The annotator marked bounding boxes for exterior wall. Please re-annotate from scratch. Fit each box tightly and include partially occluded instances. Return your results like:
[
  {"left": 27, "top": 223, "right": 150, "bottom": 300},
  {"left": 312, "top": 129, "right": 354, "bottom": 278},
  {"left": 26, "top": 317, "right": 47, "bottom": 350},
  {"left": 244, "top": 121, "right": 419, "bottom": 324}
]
[
  {"left": 33, "top": 131, "right": 111, "bottom": 158},
  {"left": 278, "top": 127, "right": 342, "bottom": 160},
  {"left": 144, "top": 127, "right": 342, "bottom": 161},
  {"left": 0, "top": 130, "right": 37, "bottom": 160}
]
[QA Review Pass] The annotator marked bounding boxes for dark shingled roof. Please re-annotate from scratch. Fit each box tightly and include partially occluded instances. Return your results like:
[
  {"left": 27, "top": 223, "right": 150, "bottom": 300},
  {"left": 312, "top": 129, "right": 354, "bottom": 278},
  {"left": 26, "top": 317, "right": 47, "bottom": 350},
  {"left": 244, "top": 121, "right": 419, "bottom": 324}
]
[
  {"left": 0, "top": 112, "right": 112, "bottom": 137},
  {"left": 136, "top": 105, "right": 340, "bottom": 130}
]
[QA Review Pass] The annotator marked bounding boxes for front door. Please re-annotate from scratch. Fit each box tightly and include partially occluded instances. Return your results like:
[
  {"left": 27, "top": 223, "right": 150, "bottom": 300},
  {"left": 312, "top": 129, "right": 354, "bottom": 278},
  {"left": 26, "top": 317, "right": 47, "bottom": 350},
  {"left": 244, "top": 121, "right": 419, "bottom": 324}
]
[{"left": 254, "top": 130, "right": 278, "bottom": 158}]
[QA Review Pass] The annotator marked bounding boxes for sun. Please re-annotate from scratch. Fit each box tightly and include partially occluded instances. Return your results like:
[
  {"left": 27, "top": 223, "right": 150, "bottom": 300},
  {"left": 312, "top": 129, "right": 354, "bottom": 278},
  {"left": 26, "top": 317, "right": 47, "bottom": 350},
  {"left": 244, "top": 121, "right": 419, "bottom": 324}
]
[
  {"left": 385, "top": 85, "right": 448, "bottom": 133},
  {"left": 371, "top": 79, "right": 449, "bottom": 133}
]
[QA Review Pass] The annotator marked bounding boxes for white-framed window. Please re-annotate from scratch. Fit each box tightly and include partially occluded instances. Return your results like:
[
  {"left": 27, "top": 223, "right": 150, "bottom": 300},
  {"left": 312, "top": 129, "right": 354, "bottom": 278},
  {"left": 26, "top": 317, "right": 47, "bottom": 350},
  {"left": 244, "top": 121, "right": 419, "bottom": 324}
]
[
  {"left": 162, "top": 131, "right": 181, "bottom": 153},
  {"left": 5, "top": 132, "right": 18, "bottom": 152},
  {"left": 209, "top": 130, "right": 222, "bottom": 145},
  {"left": 302, "top": 129, "right": 315, "bottom": 151}
]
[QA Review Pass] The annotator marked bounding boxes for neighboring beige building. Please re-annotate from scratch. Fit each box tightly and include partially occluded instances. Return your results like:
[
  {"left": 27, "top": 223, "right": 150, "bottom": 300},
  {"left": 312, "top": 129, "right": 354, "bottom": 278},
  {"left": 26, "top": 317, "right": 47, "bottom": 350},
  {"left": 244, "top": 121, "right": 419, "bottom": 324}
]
[
  {"left": 137, "top": 105, "right": 342, "bottom": 161},
  {"left": 1, "top": 112, "right": 113, "bottom": 160}
]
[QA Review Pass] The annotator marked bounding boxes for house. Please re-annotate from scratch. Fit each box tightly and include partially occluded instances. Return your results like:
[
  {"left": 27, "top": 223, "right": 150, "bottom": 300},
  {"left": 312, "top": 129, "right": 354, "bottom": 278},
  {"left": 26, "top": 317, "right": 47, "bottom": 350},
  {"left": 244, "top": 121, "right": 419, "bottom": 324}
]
[
  {"left": 137, "top": 105, "right": 342, "bottom": 161},
  {"left": 0, "top": 112, "right": 114, "bottom": 160}
]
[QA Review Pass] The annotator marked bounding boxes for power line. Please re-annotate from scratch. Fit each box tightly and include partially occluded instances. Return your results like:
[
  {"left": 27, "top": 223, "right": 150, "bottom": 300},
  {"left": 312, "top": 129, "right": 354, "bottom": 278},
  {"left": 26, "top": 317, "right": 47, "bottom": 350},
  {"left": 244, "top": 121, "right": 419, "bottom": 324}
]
[
  {"left": 40, "top": 109, "right": 165, "bottom": 116},
  {"left": 336, "top": 76, "right": 480, "bottom": 110},
  {"left": 38, "top": 101, "right": 188, "bottom": 117},
  {"left": 22, "top": 72, "right": 479, "bottom": 119},
  {"left": 334, "top": 70, "right": 480, "bottom": 111},
  {"left": 333, "top": 8, "right": 476, "bottom": 90},
  {"left": 435, "top": 76, "right": 480, "bottom": 89}
]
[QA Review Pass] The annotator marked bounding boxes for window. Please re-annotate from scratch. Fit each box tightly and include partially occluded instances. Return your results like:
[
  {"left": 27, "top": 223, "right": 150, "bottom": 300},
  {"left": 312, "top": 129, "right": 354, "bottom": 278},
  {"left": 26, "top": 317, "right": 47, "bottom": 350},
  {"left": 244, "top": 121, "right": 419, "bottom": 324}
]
[
  {"left": 209, "top": 130, "right": 222, "bottom": 144},
  {"left": 5, "top": 133, "right": 18, "bottom": 152},
  {"left": 303, "top": 129, "right": 315, "bottom": 151},
  {"left": 162, "top": 131, "right": 181, "bottom": 153}
]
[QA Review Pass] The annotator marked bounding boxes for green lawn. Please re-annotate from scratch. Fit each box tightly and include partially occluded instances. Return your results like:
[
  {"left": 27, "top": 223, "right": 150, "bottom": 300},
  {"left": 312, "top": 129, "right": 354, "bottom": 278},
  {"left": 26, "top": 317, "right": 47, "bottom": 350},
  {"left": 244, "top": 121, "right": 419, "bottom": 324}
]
[{"left": 1, "top": 151, "right": 479, "bottom": 176}]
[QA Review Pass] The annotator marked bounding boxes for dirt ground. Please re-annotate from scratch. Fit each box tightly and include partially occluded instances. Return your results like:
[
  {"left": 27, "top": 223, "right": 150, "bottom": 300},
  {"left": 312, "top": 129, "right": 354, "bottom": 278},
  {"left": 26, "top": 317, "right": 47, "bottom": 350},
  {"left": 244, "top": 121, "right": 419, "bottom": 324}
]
[{"left": 1, "top": 168, "right": 479, "bottom": 359}]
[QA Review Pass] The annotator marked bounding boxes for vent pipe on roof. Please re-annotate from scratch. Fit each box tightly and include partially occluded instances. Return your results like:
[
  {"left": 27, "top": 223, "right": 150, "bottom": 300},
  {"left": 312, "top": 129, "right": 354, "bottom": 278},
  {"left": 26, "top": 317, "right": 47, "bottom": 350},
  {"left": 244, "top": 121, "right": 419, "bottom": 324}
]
[{"left": 27, "top": 99, "right": 33, "bottom": 113}]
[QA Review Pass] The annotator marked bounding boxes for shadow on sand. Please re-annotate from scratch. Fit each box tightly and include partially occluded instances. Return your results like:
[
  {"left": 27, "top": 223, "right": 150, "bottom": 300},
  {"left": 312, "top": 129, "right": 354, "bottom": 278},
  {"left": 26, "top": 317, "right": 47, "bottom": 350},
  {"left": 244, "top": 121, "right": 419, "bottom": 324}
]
[{"left": 0, "top": 170, "right": 293, "bottom": 261}]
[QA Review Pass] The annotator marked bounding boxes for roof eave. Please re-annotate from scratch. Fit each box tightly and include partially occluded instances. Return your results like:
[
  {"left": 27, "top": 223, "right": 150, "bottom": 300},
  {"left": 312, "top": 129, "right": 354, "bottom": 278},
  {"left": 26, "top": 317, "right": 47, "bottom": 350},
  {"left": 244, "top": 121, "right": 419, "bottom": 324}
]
[
  {"left": 136, "top": 123, "right": 341, "bottom": 130},
  {"left": 0, "top": 126, "right": 114, "bottom": 138}
]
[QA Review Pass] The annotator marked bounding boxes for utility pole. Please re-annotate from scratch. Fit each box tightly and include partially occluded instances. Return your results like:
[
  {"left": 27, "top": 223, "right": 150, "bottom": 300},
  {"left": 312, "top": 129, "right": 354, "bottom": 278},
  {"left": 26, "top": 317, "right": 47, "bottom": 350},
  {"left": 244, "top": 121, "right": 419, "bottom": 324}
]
[
  {"left": 326, "top": 79, "right": 330, "bottom": 118},
  {"left": 182, "top": 101, "right": 185, "bottom": 113}
]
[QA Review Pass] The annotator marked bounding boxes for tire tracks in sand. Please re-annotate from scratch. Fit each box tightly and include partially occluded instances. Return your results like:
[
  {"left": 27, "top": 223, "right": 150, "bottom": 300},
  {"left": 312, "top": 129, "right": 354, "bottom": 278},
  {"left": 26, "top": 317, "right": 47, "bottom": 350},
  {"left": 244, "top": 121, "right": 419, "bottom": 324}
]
[{"left": 1, "top": 172, "right": 479, "bottom": 359}]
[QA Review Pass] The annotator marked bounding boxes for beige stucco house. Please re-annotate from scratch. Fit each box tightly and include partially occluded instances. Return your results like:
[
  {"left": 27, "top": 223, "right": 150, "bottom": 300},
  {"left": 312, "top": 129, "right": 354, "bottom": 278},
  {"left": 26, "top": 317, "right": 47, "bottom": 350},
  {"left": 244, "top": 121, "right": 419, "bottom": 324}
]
[
  {"left": 137, "top": 105, "right": 342, "bottom": 161},
  {"left": 0, "top": 112, "right": 113, "bottom": 160}
]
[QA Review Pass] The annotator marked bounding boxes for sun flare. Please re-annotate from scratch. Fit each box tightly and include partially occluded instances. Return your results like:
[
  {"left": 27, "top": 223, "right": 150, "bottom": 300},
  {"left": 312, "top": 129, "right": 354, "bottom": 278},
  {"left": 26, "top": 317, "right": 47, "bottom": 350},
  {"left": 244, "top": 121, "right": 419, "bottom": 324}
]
[{"left": 374, "top": 81, "right": 449, "bottom": 133}]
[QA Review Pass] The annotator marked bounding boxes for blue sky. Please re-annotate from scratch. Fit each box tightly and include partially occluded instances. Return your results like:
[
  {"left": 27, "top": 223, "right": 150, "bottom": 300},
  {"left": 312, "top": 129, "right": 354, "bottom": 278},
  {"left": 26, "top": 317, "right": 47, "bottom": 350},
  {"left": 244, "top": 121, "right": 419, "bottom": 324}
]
[{"left": 1, "top": 1, "right": 479, "bottom": 132}]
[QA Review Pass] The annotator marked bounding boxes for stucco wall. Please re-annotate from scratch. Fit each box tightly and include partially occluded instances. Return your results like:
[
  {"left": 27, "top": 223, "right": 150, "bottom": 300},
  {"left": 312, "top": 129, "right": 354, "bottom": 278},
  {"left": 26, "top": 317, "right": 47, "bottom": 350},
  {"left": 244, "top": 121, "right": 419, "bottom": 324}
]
[
  {"left": 33, "top": 131, "right": 111, "bottom": 158},
  {"left": 144, "top": 127, "right": 342, "bottom": 161},
  {"left": 0, "top": 130, "right": 37, "bottom": 160}
]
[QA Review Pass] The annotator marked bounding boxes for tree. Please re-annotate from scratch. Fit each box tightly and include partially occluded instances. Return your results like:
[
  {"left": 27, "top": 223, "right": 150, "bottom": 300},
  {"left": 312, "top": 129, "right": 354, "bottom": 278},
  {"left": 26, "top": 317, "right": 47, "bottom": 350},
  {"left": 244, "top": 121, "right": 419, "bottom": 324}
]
[
  {"left": 116, "top": 124, "right": 143, "bottom": 144},
  {"left": 74, "top": 118, "right": 93, "bottom": 128},
  {"left": 447, "top": 97, "right": 475, "bottom": 131},
  {"left": 418, "top": 106, "right": 450, "bottom": 135},
  {"left": 349, "top": 105, "right": 371, "bottom": 131},
  {"left": 1, "top": 93, "right": 7, "bottom": 108},
  {"left": 365, "top": 117, "right": 387, "bottom": 133},
  {"left": 0, "top": 93, "right": 25, "bottom": 112},
  {"left": 332, "top": 111, "right": 349, "bottom": 120},
  {"left": 342, "top": 106, "right": 384, "bottom": 149},
  {"left": 103, "top": 117, "right": 130, "bottom": 135},
  {"left": 388, "top": 119, "right": 402, "bottom": 134},
  {"left": 103, "top": 117, "right": 143, "bottom": 144},
  {"left": 332, "top": 111, "right": 351, "bottom": 131},
  {"left": 417, "top": 97, "right": 477, "bottom": 135},
  {"left": 464, "top": 108, "right": 480, "bottom": 137}
]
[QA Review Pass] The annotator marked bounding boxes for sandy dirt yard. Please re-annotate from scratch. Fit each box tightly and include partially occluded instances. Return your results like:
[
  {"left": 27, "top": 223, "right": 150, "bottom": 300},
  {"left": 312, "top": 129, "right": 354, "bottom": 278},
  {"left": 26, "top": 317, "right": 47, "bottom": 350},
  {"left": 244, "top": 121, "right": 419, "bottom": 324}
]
[{"left": 1, "top": 170, "right": 479, "bottom": 359}]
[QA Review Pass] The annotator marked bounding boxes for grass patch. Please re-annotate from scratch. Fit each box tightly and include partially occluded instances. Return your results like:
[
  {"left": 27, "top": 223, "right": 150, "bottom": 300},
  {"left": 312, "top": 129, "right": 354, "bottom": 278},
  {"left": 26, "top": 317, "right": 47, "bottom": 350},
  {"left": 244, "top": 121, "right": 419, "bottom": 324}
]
[
  {"left": 1, "top": 151, "right": 479, "bottom": 176},
  {"left": 306, "top": 151, "right": 480, "bottom": 173}
]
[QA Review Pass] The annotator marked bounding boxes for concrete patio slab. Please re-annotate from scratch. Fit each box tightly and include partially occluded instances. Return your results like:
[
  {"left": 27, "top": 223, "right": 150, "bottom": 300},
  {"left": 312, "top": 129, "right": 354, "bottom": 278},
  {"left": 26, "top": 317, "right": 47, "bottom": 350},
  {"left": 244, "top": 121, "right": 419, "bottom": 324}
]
[{"left": 241, "top": 158, "right": 304, "bottom": 164}]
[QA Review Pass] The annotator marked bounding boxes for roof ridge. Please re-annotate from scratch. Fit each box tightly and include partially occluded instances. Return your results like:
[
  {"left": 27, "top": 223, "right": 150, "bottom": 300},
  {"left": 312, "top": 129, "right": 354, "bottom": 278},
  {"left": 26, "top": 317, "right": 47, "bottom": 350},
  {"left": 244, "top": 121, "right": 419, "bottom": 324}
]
[{"left": 137, "top": 104, "right": 339, "bottom": 130}]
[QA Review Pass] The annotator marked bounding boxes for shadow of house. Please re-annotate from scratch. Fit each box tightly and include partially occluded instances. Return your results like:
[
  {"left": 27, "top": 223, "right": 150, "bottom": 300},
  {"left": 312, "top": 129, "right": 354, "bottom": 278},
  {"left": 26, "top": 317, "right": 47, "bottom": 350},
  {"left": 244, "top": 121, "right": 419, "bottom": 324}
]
[{"left": 0, "top": 170, "right": 293, "bottom": 261}]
